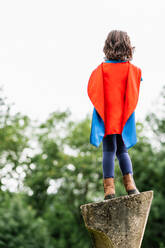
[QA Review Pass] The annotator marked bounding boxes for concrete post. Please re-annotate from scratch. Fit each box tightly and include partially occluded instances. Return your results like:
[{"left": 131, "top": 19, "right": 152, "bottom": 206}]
[{"left": 80, "top": 191, "right": 153, "bottom": 248}]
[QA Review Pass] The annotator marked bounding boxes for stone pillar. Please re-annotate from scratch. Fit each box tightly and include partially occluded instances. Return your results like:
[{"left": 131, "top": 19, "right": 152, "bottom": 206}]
[{"left": 80, "top": 190, "right": 153, "bottom": 248}]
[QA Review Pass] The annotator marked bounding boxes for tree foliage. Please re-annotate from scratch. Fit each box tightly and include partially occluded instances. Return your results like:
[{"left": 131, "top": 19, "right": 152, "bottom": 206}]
[{"left": 0, "top": 85, "right": 165, "bottom": 247}]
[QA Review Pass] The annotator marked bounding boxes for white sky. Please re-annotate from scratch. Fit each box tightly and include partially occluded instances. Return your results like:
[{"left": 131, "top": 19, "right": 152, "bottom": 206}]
[{"left": 0, "top": 0, "right": 165, "bottom": 124}]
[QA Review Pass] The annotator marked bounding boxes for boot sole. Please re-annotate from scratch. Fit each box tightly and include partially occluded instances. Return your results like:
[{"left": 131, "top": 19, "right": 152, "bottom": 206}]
[
  {"left": 104, "top": 194, "right": 116, "bottom": 200},
  {"left": 127, "top": 189, "right": 140, "bottom": 195}
]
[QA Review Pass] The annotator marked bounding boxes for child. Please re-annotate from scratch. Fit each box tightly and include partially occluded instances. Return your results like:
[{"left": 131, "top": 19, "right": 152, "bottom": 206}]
[{"left": 87, "top": 30, "right": 143, "bottom": 200}]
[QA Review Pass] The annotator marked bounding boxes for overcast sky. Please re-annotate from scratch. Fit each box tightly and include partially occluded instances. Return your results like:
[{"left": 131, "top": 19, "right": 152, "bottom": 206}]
[{"left": 0, "top": 0, "right": 165, "bottom": 124}]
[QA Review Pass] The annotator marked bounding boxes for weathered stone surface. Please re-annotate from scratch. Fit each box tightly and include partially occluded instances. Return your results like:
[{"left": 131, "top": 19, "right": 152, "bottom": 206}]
[{"left": 80, "top": 190, "right": 153, "bottom": 248}]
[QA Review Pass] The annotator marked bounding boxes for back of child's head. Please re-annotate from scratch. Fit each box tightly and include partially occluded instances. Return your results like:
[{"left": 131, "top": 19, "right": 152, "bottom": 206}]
[{"left": 103, "top": 30, "right": 135, "bottom": 61}]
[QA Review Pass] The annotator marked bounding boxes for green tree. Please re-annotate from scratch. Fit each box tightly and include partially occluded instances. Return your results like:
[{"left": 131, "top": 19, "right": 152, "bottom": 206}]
[
  {"left": 0, "top": 84, "right": 165, "bottom": 247},
  {"left": 0, "top": 191, "right": 53, "bottom": 248}
]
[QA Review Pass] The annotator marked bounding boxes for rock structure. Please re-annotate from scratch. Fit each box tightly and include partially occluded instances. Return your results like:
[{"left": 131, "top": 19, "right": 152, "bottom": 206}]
[{"left": 80, "top": 191, "right": 153, "bottom": 248}]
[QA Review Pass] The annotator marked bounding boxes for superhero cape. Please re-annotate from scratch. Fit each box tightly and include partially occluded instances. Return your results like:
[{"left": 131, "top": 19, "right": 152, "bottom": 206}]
[{"left": 87, "top": 60, "right": 142, "bottom": 149}]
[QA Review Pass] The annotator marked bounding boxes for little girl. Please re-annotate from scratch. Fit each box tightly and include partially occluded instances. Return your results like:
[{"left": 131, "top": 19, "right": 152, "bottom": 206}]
[{"left": 87, "top": 30, "right": 142, "bottom": 200}]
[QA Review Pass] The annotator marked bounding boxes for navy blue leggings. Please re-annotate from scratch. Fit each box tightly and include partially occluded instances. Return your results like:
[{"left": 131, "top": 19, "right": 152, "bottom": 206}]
[{"left": 102, "top": 134, "right": 133, "bottom": 178}]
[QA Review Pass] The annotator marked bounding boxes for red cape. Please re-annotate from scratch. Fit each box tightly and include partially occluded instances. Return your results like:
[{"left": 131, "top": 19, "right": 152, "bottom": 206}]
[{"left": 87, "top": 61, "right": 142, "bottom": 136}]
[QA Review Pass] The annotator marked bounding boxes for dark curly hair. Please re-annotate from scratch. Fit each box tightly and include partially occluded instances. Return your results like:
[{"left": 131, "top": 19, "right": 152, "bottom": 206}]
[{"left": 103, "top": 30, "right": 135, "bottom": 61}]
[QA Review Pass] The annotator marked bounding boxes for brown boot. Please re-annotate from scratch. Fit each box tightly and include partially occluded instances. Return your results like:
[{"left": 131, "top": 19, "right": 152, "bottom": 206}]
[
  {"left": 103, "top": 177, "right": 116, "bottom": 200},
  {"left": 123, "top": 173, "right": 140, "bottom": 195}
]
